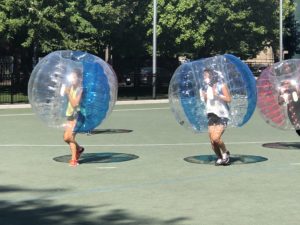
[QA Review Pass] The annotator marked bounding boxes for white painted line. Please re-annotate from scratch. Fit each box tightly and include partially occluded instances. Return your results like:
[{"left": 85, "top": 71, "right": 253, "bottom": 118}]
[
  {"left": 0, "top": 104, "right": 31, "bottom": 109},
  {"left": 114, "top": 107, "right": 169, "bottom": 112},
  {"left": 0, "top": 107, "right": 169, "bottom": 117},
  {"left": 0, "top": 143, "right": 206, "bottom": 147},
  {"left": 116, "top": 99, "right": 169, "bottom": 105},
  {"left": 96, "top": 167, "right": 117, "bottom": 169},
  {"left": 0, "top": 113, "right": 34, "bottom": 117},
  {"left": 0, "top": 141, "right": 289, "bottom": 148},
  {"left": 0, "top": 99, "right": 169, "bottom": 110}
]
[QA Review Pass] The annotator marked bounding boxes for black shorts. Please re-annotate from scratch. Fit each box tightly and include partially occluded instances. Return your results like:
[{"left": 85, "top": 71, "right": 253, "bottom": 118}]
[
  {"left": 67, "top": 111, "right": 79, "bottom": 121},
  {"left": 207, "top": 113, "right": 228, "bottom": 126},
  {"left": 67, "top": 115, "right": 76, "bottom": 121}
]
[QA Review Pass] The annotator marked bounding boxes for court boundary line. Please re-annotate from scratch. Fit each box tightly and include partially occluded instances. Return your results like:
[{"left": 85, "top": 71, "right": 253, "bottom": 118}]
[
  {"left": 0, "top": 141, "right": 295, "bottom": 147},
  {"left": 0, "top": 99, "right": 169, "bottom": 109},
  {"left": 0, "top": 113, "right": 34, "bottom": 117},
  {"left": 0, "top": 107, "right": 169, "bottom": 117},
  {"left": 114, "top": 107, "right": 169, "bottom": 112}
]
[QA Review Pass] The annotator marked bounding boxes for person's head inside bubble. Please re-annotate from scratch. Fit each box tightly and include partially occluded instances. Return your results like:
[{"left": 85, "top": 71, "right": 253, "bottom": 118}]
[
  {"left": 67, "top": 68, "right": 83, "bottom": 87},
  {"left": 203, "top": 68, "right": 219, "bottom": 87}
]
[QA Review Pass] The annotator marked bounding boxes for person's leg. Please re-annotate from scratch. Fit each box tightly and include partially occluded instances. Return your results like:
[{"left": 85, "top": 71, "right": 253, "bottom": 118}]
[
  {"left": 208, "top": 125, "right": 222, "bottom": 161},
  {"left": 213, "top": 125, "right": 228, "bottom": 153},
  {"left": 76, "top": 144, "right": 85, "bottom": 160},
  {"left": 64, "top": 121, "right": 80, "bottom": 165},
  {"left": 209, "top": 125, "right": 225, "bottom": 149},
  {"left": 209, "top": 125, "right": 230, "bottom": 165}
]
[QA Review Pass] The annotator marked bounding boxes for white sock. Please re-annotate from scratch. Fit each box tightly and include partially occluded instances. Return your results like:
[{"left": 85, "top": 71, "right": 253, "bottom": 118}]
[{"left": 222, "top": 152, "right": 228, "bottom": 160}]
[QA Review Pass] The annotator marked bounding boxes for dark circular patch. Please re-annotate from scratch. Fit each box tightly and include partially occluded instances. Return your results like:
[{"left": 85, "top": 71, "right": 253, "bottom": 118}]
[
  {"left": 53, "top": 152, "right": 139, "bottom": 164},
  {"left": 262, "top": 142, "right": 300, "bottom": 150},
  {"left": 184, "top": 154, "right": 268, "bottom": 165},
  {"left": 83, "top": 129, "right": 133, "bottom": 135}
]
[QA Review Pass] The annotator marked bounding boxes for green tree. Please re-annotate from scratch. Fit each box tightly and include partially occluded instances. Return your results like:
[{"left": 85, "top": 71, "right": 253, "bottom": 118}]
[
  {"left": 0, "top": 0, "right": 297, "bottom": 72},
  {"left": 145, "top": 0, "right": 296, "bottom": 60},
  {"left": 0, "top": 0, "right": 133, "bottom": 56},
  {"left": 0, "top": 0, "right": 69, "bottom": 60},
  {"left": 283, "top": 0, "right": 299, "bottom": 59},
  {"left": 104, "top": 0, "right": 152, "bottom": 73}
]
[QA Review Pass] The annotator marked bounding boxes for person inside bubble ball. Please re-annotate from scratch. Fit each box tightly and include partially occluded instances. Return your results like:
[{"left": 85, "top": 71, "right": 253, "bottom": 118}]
[
  {"left": 278, "top": 79, "right": 300, "bottom": 135},
  {"left": 201, "top": 68, "right": 232, "bottom": 166},
  {"left": 277, "top": 61, "right": 300, "bottom": 135},
  {"left": 63, "top": 68, "right": 85, "bottom": 167}
]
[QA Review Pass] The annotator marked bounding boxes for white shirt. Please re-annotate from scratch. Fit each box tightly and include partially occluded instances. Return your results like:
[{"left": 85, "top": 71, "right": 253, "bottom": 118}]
[{"left": 205, "top": 83, "right": 229, "bottom": 118}]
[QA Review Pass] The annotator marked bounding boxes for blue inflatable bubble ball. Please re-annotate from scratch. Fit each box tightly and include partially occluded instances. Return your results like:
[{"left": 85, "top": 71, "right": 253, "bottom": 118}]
[
  {"left": 169, "top": 54, "right": 257, "bottom": 133},
  {"left": 28, "top": 50, "right": 118, "bottom": 133}
]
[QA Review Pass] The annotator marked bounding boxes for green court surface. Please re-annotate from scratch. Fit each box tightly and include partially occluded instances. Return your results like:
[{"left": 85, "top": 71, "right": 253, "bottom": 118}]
[{"left": 1, "top": 101, "right": 300, "bottom": 225}]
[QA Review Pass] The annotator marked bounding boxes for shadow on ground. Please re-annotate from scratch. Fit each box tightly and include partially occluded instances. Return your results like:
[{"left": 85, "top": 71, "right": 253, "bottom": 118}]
[
  {"left": 0, "top": 185, "right": 188, "bottom": 225},
  {"left": 0, "top": 185, "right": 66, "bottom": 194},
  {"left": 80, "top": 129, "right": 133, "bottom": 135},
  {"left": 184, "top": 154, "right": 268, "bottom": 165},
  {"left": 262, "top": 142, "right": 300, "bottom": 150},
  {"left": 53, "top": 153, "right": 139, "bottom": 164}
]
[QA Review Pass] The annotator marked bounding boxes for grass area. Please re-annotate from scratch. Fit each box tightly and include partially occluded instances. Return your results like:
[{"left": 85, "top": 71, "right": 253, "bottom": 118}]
[
  {"left": 0, "top": 93, "right": 28, "bottom": 104},
  {"left": 0, "top": 83, "right": 29, "bottom": 104}
]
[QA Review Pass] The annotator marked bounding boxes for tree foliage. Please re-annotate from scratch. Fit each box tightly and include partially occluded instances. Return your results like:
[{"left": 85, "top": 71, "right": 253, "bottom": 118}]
[
  {"left": 0, "top": 0, "right": 297, "bottom": 72},
  {"left": 0, "top": 0, "right": 131, "bottom": 55},
  {"left": 145, "top": 0, "right": 296, "bottom": 59},
  {"left": 283, "top": 0, "right": 299, "bottom": 59}
]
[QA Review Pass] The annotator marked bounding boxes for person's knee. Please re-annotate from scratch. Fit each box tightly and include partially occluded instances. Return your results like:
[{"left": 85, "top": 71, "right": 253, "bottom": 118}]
[
  {"left": 64, "top": 133, "right": 74, "bottom": 143},
  {"left": 64, "top": 135, "right": 70, "bottom": 143},
  {"left": 210, "top": 136, "right": 222, "bottom": 145}
]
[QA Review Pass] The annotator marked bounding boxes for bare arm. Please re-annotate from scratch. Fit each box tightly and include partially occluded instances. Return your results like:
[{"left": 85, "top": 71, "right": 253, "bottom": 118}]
[
  {"left": 67, "top": 88, "right": 82, "bottom": 108},
  {"left": 214, "top": 84, "right": 231, "bottom": 103},
  {"left": 278, "top": 94, "right": 284, "bottom": 105},
  {"left": 200, "top": 89, "right": 207, "bottom": 102}
]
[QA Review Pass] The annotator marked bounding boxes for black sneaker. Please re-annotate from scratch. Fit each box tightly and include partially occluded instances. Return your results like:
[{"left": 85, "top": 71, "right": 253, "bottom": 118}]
[{"left": 222, "top": 156, "right": 230, "bottom": 166}]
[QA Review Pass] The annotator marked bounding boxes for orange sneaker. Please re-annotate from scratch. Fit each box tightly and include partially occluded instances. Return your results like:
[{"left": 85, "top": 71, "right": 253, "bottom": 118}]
[
  {"left": 69, "top": 159, "right": 79, "bottom": 167},
  {"left": 76, "top": 147, "right": 85, "bottom": 160}
]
